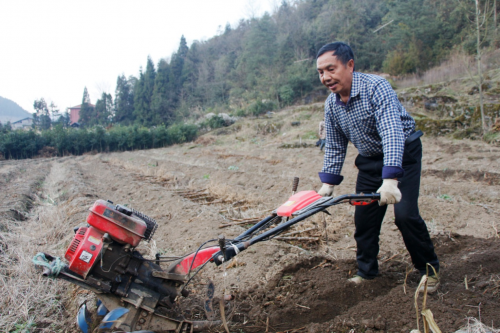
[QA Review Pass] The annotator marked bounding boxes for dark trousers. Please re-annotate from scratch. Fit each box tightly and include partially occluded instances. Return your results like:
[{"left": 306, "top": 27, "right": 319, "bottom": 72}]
[{"left": 353, "top": 138, "right": 439, "bottom": 279}]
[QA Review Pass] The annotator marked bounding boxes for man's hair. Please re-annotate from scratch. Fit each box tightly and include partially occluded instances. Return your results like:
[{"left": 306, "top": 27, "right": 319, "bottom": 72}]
[{"left": 316, "top": 42, "right": 354, "bottom": 66}]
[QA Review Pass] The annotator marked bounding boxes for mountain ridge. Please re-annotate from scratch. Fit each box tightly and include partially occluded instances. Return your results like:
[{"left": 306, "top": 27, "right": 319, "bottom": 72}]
[{"left": 0, "top": 96, "right": 32, "bottom": 124}]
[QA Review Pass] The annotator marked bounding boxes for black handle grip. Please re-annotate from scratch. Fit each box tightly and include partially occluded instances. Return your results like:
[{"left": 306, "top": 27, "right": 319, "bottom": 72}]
[{"left": 292, "top": 177, "right": 299, "bottom": 192}]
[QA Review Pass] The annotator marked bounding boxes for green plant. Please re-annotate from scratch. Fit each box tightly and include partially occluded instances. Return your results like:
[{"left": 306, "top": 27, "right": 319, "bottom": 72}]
[
  {"left": 206, "top": 115, "right": 226, "bottom": 130},
  {"left": 12, "top": 321, "right": 36, "bottom": 333},
  {"left": 484, "top": 131, "right": 500, "bottom": 144},
  {"left": 438, "top": 194, "right": 452, "bottom": 200},
  {"left": 302, "top": 130, "right": 317, "bottom": 140},
  {"left": 234, "top": 109, "right": 247, "bottom": 117},
  {"left": 203, "top": 174, "right": 210, "bottom": 179},
  {"left": 247, "top": 100, "right": 276, "bottom": 117},
  {"left": 228, "top": 165, "right": 239, "bottom": 171}
]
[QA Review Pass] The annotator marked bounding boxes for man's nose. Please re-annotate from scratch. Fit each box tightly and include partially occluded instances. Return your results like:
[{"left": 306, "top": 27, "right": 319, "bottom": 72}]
[{"left": 322, "top": 72, "right": 332, "bottom": 83}]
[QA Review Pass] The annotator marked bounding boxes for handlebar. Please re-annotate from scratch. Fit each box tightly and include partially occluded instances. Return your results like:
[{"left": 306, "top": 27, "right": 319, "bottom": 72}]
[{"left": 212, "top": 193, "right": 380, "bottom": 265}]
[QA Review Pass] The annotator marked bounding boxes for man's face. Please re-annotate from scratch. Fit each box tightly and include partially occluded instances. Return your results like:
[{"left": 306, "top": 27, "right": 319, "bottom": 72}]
[{"left": 317, "top": 52, "right": 354, "bottom": 97}]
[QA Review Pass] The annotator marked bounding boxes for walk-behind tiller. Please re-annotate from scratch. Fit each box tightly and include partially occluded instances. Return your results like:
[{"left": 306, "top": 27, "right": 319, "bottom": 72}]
[{"left": 34, "top": 179, "right": 380, "bottom": 333}]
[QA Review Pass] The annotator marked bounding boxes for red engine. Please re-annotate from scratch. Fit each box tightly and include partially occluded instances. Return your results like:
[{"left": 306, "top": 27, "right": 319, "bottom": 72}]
[
  {"left": 64, "top": 200, "right": 157, "bottom": 278},
  {"left": 87, "top": 200, "right": 147, "bottom": 246}
]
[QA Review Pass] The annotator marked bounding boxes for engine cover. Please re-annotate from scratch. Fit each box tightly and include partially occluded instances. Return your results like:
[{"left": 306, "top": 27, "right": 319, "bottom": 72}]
[
  {"left": 87, "top": 200, "right": 147, "bottom": 246},
  {"left": 65, "top": 226, "right": 104, "bottom": 278}
]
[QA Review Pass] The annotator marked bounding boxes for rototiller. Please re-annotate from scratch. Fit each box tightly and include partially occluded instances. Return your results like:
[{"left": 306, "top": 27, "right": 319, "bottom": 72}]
[{"left": 34, "top": 179, "right": 379, "bottom": 333}]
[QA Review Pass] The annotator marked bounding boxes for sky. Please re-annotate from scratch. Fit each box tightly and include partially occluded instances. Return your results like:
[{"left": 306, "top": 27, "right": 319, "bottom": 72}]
[{"left": 0, "top": 0, "right": 276, "bottom": 114}]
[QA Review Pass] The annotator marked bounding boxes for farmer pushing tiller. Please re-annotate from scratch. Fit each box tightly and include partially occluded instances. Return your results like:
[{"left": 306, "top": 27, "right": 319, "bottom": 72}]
[
  {"left": 33, "top": 176, "right": 380, "bottom": 333},
  {"left": 33, "top": 40, "right": 442, "bottom": 333},
  {"left": 315, "top": 42, "right": 439, "bottom": 289}
]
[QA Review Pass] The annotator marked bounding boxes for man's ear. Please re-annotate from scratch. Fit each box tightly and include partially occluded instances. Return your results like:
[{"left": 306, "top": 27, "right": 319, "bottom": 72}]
[{"left": 347, "top": 59, "right": 354, "bottom": 72}]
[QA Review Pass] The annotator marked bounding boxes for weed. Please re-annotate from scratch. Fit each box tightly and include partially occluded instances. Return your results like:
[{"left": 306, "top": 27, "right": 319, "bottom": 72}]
[
  {"left": 156, "top": 248, "right": 172, "bottom": 255},
  {"left": 298, "top": 112, "right": 312, "bottom": 120},
  {"left": 438, "top": 194, "right": 452, "bottom": 200},
  {"left": 12, "top": 321, "right": 36, "bottom": 333},
  {"left": 302, "top": 130, "right": 317, "bottom": 140},
  {"left": 484, "top": 131, "right": 500, "bottom": 144},
  {"left": 228, "top": 166, "right": 239, "bottom": 171},
  {"left": 203, "top": 174, "right": 210, "bottom": 180}
]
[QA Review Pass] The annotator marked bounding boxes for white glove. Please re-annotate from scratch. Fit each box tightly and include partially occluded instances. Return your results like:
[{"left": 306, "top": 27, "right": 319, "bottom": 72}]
[
  {"left": 376, "top": 179, "right": 402, "bottom": 205},
  {"left": 318, "top": 184, "right": 334, "bottom": 197}
]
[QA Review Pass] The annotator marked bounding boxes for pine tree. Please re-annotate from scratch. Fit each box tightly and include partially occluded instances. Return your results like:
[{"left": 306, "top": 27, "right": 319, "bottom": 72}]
[
  {"left": 133, "top": 69, "right": 145, "bottom": 123},
  {"left": 95, "top": 92, "right": 113, "bottom": 125},
  {"left": 169, "top": 36, "right": 189, "bottom": 105},
  {"left": 134, "top": 57, "right": 156, "bottom": 126},
  {"left": 151, "top": 59, "right": 175, "bottom": 126},
  {"left": 79, "top": 87, "right": 95, "bottom": 126},
  {"left": 114, "top": 75, "right": 135, "bottom": 124},
  {"left": 181, "top": 42, "right": 202, "bottom": 105}
]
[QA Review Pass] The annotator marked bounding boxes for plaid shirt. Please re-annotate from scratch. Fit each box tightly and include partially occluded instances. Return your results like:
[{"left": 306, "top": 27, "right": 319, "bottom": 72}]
[{"left": 319, "top": 72, "right": 416, "bottom": 185}]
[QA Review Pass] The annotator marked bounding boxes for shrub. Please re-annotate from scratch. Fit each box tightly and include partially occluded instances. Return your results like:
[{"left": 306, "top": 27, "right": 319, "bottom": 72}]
[
  {"left": 247, "top": 100, "right": 276, "bottom": 116},
  {"left": 0, "top": 123, "right": 199, "bottom": 160}
]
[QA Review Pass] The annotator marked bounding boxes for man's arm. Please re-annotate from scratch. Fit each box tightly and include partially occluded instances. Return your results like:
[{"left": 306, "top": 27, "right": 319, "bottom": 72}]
[
  {"left": 319, "top": 98, "right": 348, "bottom": 185},
  {"left": 371, "top": 80, "right": 406, "bottom": 179}
]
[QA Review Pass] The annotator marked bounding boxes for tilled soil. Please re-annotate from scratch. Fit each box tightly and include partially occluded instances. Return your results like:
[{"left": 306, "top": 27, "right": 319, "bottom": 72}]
[
  {"left": 1, "top": 125, "right": 500, "bottom": 332},
  {"left": 233, "top": 235, "right": 500, "bottom": 333}
]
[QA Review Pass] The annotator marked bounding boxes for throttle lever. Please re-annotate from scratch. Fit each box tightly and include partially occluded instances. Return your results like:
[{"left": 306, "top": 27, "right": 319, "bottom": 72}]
[
  {"left": 292, "top": 177, "right": 299, "bottom": 194},
  {"left": 218, "top": 234, "right": 226, "bottom": 261}
]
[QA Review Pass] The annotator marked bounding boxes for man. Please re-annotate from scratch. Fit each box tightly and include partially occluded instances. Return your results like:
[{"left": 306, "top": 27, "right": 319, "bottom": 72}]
[
  {"left": 318, "top": 119, "right": 326, "bottom": 151},
  {"left": 315, "top": 42, "right": 440, "bottom": 292}
]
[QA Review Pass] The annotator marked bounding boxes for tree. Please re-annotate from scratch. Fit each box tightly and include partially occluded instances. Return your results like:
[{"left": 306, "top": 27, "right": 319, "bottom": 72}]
[
  {"left": 460, "top": 0, "right": 495, "bottom": 134},
  {"left": 151, "top": 59, "right": 175, "bottom": 126},
  {"left": 95, "top": 92, "right": 113, "bottom": 125},
  {"left": 169, "top": 36, "right": 190, "bottom": 107},
  {"left": 134, "top": 57, "right": 156, "bottom": 126},
  {"left": 181, "top": 42, "right": 202, "bottom": 106},
  {"left": 475, "top": 0, "right": 486, "bottom": 134},
  {"left": 55, "top": 110, "right": 71, "bottom": 128},
  {"left": 49, "top": 102, "right": 60, "bottom": 121},
  {"left": 114, "top": 75, "right": 135, "bottom": 124},
  {"left": 33, "top": 98, "right": 51, "bottom": 130},
  {"left": 79, "top": 87, "right": 95, "bottom": 126}
]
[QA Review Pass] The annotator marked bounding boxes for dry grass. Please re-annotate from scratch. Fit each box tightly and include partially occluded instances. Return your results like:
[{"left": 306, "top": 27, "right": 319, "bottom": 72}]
[
  {"left": 396, "top": 48, "right": 500, "bottom": 89},
  {"left": 456, "top": 317, "right": 500, "bottom": 333},
  {"left": 397, "top": 49, "right": 476, "bottom": 88},
  {"left": 0, "top": 168, "right": 78, "bottom": 332}
]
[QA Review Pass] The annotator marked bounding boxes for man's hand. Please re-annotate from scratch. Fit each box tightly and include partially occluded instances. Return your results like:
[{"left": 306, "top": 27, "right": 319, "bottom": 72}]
[
  {"left": 376, "top": 179, "right": 401, "bottom": 205},
  {"left": 318, "top": 183, "right": 335, "bottom": 197}
]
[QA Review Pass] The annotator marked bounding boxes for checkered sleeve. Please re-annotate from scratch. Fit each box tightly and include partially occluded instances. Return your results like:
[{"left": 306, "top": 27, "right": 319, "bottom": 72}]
[
  {"left": 371, "top": 80, "right": 405, "bottom": 179},
  {"left": 319, "top": 97, "right": 348, "bottom": 185}
]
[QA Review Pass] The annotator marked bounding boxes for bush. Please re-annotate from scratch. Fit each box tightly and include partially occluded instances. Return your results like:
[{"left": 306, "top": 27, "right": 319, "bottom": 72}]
[
  {"left": 0, "top": 123, "right": 199, "bottom": 160},
  {"left": 278, "top": 85, "right": 294, "bottom": 105},
  {"left": 206, "top": 115, "right": 226, "bottom": 129},
  {"left": 247, "top": 100, "right": 276, "bottom": 116}
]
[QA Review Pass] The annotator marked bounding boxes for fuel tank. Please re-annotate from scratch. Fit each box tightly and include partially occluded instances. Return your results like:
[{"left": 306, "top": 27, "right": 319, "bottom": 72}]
[{"left": 87, "top": 200, "right": 147, "bottom": 246}]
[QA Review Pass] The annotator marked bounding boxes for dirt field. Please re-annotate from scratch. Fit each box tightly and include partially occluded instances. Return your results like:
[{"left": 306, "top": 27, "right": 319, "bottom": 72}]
[{"left": 1, "top": 107, "right": 500, "bottom": 332}]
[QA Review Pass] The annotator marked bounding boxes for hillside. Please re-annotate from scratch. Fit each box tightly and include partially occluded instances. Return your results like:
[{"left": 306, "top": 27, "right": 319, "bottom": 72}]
[
  {"left": 0, "top": 49, "right": 500, "bottom": 332},
  {"left": 0, "top": 96, "right": 32, "bottom": 124},
  {"left": 107, "top": 0, "right": 492, "bottom": 128}
]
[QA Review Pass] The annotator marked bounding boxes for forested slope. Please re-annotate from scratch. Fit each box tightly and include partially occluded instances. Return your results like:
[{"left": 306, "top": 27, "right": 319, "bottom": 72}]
[{"left": 107, "top": 0, "right": 496, "bottom": 128}]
